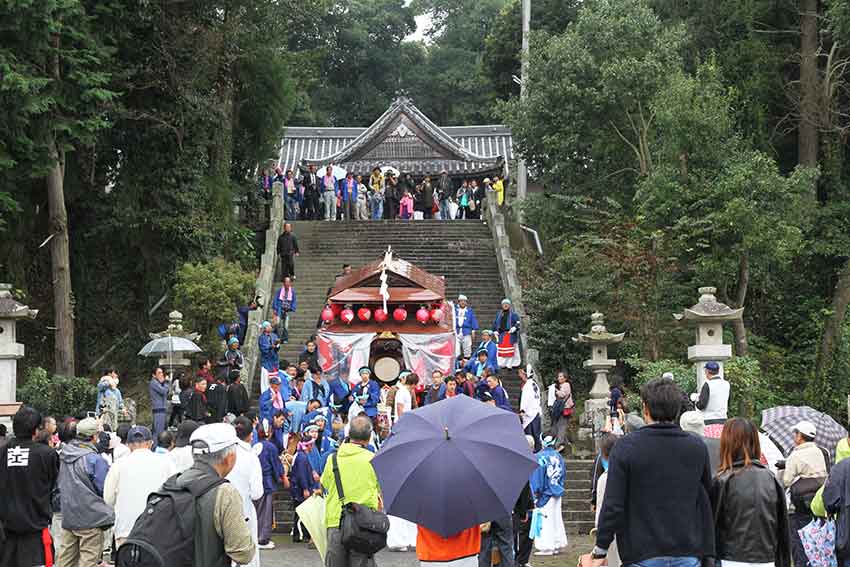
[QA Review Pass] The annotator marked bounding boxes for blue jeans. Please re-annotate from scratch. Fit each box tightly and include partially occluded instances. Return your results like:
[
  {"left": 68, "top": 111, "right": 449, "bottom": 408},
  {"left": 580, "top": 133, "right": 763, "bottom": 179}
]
[
  {"left": 628, "top": 557, "right": 700, "bottom": 567},
  {"left": 439, "top": 200, "right": 450, "bottom": 220},
  {"left": 286, "top": 196, "right": 299, "bottom": 220},
  {"left": 371, "top": 200, "right": 383, "bottom": 220}
]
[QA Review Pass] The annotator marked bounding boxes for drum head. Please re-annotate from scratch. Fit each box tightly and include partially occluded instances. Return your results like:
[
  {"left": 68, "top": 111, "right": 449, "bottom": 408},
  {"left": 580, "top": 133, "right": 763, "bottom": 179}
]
[{"left": 373, "top": 356, "right": 401, "bottom": 384}]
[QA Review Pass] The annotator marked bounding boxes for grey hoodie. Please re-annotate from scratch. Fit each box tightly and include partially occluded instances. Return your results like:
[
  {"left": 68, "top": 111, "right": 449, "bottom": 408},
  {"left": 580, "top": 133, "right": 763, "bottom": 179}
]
[{"left": 58, "top": 441, "right": 115, "bottom": 531}]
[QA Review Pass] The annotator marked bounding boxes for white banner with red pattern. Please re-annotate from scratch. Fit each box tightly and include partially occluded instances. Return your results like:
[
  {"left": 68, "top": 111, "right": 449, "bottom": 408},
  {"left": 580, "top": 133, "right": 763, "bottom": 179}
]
[
  {"left": 317, "top": 331, "right": 376, "bottom": 385},
  {"left": 398, "top": 332, "right": 456, "bottom": 385}
]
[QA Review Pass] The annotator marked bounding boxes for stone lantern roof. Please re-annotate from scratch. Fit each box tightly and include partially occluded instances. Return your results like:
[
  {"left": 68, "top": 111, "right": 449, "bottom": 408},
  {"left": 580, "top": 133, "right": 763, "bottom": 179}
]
[
  {"left": 674, "top": 287, "right": 743, "bottom": 322},
  {"left": 0, "top": 284, "right": 38, "bottom": 319},
  {"left": 149, "top": 310, "right": 201, "bottom": 342},
  {"left": 572, "top": 312, "right": 625, "bottom": 345}
]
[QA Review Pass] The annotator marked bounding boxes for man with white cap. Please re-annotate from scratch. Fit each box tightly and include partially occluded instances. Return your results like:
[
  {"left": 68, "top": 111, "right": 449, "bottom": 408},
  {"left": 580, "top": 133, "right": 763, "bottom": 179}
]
[
  {"left": 227, "top": 416, "right": 263, "bottom": 567},
  {"left": 180, "top": 423, "right": 255, "bottom": 566},
  {"left": 679, "top": 411, "right": 720, "bottom": 475},
  {"left": 453, "top": 294, "right": 479, "bottom": 360},
  {"left": 783, "top": 420, "right": 830, "bottom": 567}
]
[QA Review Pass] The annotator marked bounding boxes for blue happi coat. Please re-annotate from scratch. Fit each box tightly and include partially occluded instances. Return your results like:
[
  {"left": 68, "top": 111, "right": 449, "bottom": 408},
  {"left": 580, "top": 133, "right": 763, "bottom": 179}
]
[
  {"left": 258, "top": 331, "right": 280, "bottom": 371},
  {"left": 352, "top": 380, "right": 380, "bottom": 418},
  {"left": 529, "top": 447, "right": 566, "bottom": 507}
]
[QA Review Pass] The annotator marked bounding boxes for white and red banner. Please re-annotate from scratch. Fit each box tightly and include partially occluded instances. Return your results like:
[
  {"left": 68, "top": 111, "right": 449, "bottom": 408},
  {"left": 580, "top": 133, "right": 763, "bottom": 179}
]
[
  {"left": 317, "top": 331, "right": 376, "bottom": 385},
  {"left": 398, "top": 332, "right": 456, "bottom": 385}
]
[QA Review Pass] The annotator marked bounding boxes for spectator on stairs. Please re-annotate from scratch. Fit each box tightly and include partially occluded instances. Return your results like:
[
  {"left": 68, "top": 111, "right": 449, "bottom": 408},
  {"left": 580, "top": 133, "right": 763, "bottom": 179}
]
[
  {"left": 321, "top": 166, "right": 338, "bottom": 221},
  {"left": 470, "top": 179, "right": 484, "bottom": 219},
  {"left": 272, "top": 276, "right": 297, "bottom": 344},
  {"left": 276, "top": 222, "right": 299, "bottom": 280},
  {"left": 301, "top": 164, "right": 321, "bottom": 220},
  {"left": 186, "top": 376, "right": 211, "bottom": 423},
  {"left": 258, "top": 323, "right": 281, "bottom": 393},
  {"left": 219, "top": 338, "right": 245, "bottom": 387},
  {"left": 547, "top": 371, "right": 574, "bottom": 453},
  {"left": 493, "top": 299, "right": 521, "bottom": 369},
  {"left": 283, "top": 169, "right": 299, "bottom": 220},
  {"left": 476, "top": 329, "right": 498, "bottom": 370},
  {"left": 519, "top": 367, "right": 542, "bottom": 453},
  {"left": 399, "top": 188, "right": 414, "bottom": 220},
  {"left": 455, "top": 369, "right": 476, "bottom": 397},
  {"left": 355, "top": 174, "right": 370, "bottom": 220},
  {"left": 492, "top": 174, "right": 505, "bottom": 207},
  {"left": 226, "top": 371, "right": 250, "bottom": 417},
  {"left": 384, "top": 172, "right": 400, "bottom": 219},
  {"left": 422, "top": 175, "right": 435, "bottom": 219},
  {"left": 340, "top": 171, "right": 359, "bottom": 221},
  {"left": 456, "top": 179, "right": 471, "bottom": 219},
  {"left": 454, "top": 294, "right": 479, "bottom": 360},
  {"left": 205, "top": 372, "right": 230, "bottom": 424}
]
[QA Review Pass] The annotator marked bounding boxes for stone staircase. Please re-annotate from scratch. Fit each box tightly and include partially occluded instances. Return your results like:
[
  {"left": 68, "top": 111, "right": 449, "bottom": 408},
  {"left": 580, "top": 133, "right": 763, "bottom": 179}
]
[{"left": 255, "top": 219, "right": 521, "bottom": 399}]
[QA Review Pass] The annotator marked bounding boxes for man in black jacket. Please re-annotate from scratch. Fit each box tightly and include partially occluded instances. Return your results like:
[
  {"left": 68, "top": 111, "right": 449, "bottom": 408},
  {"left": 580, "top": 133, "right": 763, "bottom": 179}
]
[
  {"left": 301, "top": 165, "right": 321, "bottom": 220},
  {"left": 276, "top": 222, "right": 299, "bottom": 279},
  {"left": 592, "top": 378, "right": 714, "bottom": 567},
  {"left": 0, "top": 406, "right": 60, "bottom": 567}
]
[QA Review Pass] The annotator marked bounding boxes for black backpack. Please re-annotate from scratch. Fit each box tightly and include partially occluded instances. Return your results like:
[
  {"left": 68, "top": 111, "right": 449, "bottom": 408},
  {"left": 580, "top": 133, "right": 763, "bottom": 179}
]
[{"left": 116, "top": 472, "right": 226, "bottom": 567}]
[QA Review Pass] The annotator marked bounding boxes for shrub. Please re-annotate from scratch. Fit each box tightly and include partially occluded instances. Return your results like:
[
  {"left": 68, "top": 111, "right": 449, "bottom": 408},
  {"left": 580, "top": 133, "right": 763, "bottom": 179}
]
[
  {"left": 18, "top": 366, "right": 97, "bottom": 418},
  {"left": 173, "top": 257, "right": 256, "bottom": 354},
  {"left": 625, "top": 357, "right": 696, "bottom": 396}
]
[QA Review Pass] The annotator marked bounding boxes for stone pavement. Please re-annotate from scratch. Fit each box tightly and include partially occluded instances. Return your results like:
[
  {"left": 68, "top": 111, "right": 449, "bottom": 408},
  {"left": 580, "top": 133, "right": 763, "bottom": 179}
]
[{"left": 259, "top": 534, "right": 593, "bottom": 567}]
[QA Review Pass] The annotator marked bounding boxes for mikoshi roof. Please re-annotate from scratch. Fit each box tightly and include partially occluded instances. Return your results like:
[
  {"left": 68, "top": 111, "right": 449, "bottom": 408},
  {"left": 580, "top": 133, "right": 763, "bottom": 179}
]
[
  {"left": 277, "top": 97, "right": 513, "bottom": 176},
  {"left": 329, "top": 254, "right": 446, "bottom": 300}
]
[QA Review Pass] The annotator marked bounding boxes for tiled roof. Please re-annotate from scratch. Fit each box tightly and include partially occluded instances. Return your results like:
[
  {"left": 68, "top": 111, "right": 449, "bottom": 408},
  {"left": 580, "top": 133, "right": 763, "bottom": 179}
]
[{"left": 277, "top": 98, "right": 513, "bottom": 176}]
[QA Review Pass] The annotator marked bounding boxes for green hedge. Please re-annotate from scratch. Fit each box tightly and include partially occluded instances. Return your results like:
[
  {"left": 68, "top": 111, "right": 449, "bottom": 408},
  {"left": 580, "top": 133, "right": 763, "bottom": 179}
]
[{"left": 18, "top": 366, "right": 97, "bottom": 418}]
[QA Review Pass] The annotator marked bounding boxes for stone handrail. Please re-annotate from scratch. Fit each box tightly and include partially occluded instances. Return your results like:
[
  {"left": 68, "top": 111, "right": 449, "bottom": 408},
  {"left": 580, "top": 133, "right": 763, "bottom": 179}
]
[
  {"left": 242, "top": 183, "right": 285, "bottom": 393},
  {"left": 482, "top": 196, "right": 546, "bottom": 424}
]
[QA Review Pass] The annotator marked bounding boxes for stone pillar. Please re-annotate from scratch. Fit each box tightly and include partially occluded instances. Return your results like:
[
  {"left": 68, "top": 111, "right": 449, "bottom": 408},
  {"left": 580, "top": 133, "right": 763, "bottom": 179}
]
[
  {"left": 149, "top": 310, "right": 200, "bottom": 379},
  {"left": 0, "top": 284, "right": 38, "bottom": 419},
  {"left": 674, "top": 287, "right": 743, "bottom": 390},
  {"left": 573, "top": 312, "right": 624, "bottom": 444}
]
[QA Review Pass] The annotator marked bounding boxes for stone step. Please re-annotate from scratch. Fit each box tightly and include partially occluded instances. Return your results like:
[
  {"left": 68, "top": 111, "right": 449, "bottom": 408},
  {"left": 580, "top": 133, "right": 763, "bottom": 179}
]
[{"left": 566, "top": 520, "right": 596, "bottom": 536}]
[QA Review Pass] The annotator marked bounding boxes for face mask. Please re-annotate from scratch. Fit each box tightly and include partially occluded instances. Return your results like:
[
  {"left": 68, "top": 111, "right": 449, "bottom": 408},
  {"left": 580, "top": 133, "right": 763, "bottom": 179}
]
[{"left": 602, "top": 458, "right": 609, "bottom": 472}]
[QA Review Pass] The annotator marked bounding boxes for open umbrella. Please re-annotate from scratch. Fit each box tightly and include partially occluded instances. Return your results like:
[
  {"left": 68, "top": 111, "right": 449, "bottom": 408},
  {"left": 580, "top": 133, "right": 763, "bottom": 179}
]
[
  {"left": 318, "top": 164, "right": 347, "bottom": 180},
  {"left": 380, "top": 165, "right": 400, "bottom": 178},
  {"left": 761, "top": 405, "right": 847, "bottom": 456},
  {"left": 138, "top": 336, "right": 202, "bottom": 357},
  {"left": 371, "top": 395, "right": 537, "bottom": 537}
]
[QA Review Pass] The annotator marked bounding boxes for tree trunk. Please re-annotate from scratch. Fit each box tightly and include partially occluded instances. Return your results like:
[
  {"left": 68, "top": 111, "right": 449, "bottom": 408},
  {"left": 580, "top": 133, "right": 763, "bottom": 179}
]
[
  {"left": 815, "top": 258, "right": 850, "bottom": 379},
  {"left": 799, "top": 0, "right": 820, "bottom": 167},
  {"left": 732, "top": 252, "right": 749, "bottom": 356},
  {"left": 46, "top": 137, "right": 76, "bottom": 377}
]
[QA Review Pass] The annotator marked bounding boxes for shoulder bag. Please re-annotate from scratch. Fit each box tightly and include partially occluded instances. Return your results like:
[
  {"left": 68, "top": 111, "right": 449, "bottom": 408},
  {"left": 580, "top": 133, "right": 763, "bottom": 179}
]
[{"left": 331, "top": 452, "right": 389, "bottom": 556}]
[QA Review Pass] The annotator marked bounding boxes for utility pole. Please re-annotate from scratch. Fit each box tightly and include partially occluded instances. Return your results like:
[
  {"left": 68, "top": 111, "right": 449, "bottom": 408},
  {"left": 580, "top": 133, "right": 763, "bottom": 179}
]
[{"left": 516, "top": 0, "right": 530, "bottom": 215}]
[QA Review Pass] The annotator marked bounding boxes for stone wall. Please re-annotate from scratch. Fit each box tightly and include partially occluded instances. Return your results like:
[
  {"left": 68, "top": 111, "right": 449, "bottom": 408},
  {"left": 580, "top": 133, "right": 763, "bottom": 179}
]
[
  {"left": 242, "top": 184, "right": 285, "bottom": 393},
  {"left": 483, "top": 198, "right": 547, "bottom": 423}
]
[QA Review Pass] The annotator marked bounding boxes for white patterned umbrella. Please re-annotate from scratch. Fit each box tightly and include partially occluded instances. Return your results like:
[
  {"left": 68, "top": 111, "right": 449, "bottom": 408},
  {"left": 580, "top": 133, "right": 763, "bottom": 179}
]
[
  {"left": 761, "top": 406, "right": 847, "bottom": 457},
  {"left": 138, "top": 336, "right": 202, "bottom": 357}
]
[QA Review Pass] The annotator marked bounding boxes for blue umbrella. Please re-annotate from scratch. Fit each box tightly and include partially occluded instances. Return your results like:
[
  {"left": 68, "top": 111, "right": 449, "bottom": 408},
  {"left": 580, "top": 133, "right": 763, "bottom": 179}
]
[{"left": 371, "top": 395, "right": 537, "bottom": 537}]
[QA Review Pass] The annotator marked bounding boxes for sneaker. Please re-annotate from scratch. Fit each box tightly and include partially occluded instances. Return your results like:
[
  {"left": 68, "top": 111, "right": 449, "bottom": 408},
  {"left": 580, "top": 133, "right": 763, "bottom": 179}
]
[{"left": 258, "top": 541, "right": 275, "bottom": 550}]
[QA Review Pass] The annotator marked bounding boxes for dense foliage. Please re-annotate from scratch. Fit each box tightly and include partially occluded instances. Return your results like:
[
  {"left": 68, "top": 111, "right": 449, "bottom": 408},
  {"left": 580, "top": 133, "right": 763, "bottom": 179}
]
[
  {"left": 18, "top": 367, "right": 97, "bottom": 419},
  {"left": 504, "top": 0, "right": 850, "bottom": 420},
  {"left": 2, "top": 0, "right": 849, "bottom": 424}
]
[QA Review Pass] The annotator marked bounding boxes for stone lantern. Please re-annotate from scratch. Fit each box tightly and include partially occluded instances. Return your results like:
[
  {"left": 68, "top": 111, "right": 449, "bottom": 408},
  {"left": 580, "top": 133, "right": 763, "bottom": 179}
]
[
  {"left": 0, "top": 284, "right": 38, "bottom": 420},
  {"left": 148, "top": 310, "right": 201, "bottom": 377},
  {"left": 674, "top": 286, "right": 743, "bottom": 389},
  {"left": 573, "top": 312, "right": 624, "bottom": 441}
]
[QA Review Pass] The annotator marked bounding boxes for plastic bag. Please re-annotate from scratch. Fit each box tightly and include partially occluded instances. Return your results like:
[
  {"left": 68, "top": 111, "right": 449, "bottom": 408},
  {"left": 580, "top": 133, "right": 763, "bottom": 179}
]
[
  {"left": 296, "top": 495, "right": 328, "bottom": 561},
  {"left": 799, "top": 518, "right": 838, "bottom": 567},
  {"left": 529, "top": 508, "right": 543, "bottom": 540}
]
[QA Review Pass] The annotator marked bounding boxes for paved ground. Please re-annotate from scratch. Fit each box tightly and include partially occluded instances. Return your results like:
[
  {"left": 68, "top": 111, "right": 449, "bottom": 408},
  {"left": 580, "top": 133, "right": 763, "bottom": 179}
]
[{"left": 260, "top": 534, "right": 593, "bottom": 567}]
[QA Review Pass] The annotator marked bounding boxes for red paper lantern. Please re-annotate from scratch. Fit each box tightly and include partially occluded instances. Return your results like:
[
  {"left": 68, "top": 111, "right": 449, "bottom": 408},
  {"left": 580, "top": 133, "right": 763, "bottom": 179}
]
[
  {"left": 341, "top": 308, "right": 355, "bottom": 324},
  {"left": 330, "top": 303, "right": 342, "bottom": 317},
  {"left": 431, "top": 308, "right": 444, "bottom": 323},
  {"left": 321, "top": 307, "right": 334, "bottom": 323},
  {"left": 416, "top": 307, "right": 430, "bottom": 324},
  {"left": 374, "top": 308, "right": 388, "bottom": 323},
  {"left": 357, "top": 307, "right": 372, "bottom": 321},
  {"left": 393, "top": 307, "right": 408, "bottom": 322}
]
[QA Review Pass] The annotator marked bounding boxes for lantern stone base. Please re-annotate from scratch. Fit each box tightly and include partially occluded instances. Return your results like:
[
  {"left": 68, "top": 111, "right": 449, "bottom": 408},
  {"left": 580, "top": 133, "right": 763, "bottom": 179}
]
[{"left": 576, "top": 398, "right": 609, "bottom": 456}]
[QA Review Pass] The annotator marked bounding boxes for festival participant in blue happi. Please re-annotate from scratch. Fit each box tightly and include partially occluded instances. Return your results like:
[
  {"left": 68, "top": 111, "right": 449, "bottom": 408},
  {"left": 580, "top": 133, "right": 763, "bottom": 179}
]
[
  {"left": 493, "top": 298, "right": 521, "bottom": 369},
  {"left": 453, "top": 294, "right": 479, "bottom": 360},
  {"left": 289, "top": 426, "right": 320, "bottom": 544},
  {"left": 258, "top": 321, "right": 281, "bottom": 393},
  {"left": 269, "top": 410, "right": 287, "bottom": 454},
  {"left": 530, "top": 435, "right": 568, "bottom": 556},
  {"left": 256, "top": 419, "right": 287, "bottom": 550},
  {"left": 301, "top": 367, "right": 331, "bottom": 407},
  {"left": 327, "top": 371, "right": 352, "bottom": 415},
  {"left": 476, "top": 330, "right": 498, "bottom": 370},
  {"left": 485, "top": 375, "right": 512, "bottom": 412},
  {"left": 303, "top": 405, "right": 334, "bottom": 442},
  {"left": 465, "top": 348, "right": 497, "bottom": 378},
  {"left": 259, "top": 375, "right": 286, "bottom": 424},
  {"left": 272, "top": 277, "right": 297, "bottom": 344},
  {"left": 305, "top": 416, "right": 335, "bottom": 475},
  {"left": 351, "top": 367, "right": 380, "bottom": 422}
]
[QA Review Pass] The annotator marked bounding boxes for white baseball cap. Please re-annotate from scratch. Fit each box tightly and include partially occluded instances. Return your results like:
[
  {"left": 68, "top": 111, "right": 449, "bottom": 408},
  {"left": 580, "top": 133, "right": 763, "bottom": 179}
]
[
  {"left": 458, "top": 294, "right": 468, "bottom": 301},
  {"left": 190, "top": 423, "right": 239, "bottom": 455},
  {"left": 793, "top": 420, "right": 817, "bottom": 438}
]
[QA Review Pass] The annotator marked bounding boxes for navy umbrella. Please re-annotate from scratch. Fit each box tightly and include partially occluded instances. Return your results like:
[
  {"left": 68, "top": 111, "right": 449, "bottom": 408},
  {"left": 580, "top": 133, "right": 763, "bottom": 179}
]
[{"left": 371, "top": 395, "right": 537, "bottom": 537}]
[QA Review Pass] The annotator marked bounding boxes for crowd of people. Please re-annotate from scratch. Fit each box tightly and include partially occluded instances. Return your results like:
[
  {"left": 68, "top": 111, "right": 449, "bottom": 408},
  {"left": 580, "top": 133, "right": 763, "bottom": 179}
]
[{"left": 259, "top": 165, "right": 506, "bottom": 221}]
